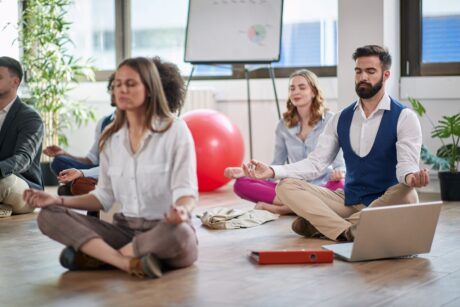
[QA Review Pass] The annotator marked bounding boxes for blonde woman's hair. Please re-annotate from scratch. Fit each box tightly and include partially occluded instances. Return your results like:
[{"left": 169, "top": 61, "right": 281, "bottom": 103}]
[
  {"left": 99, "top": 57, "right": 174, "bottom": 150},
  {"left": 282, "top": 69, "right": 326, "bottom": 128}
]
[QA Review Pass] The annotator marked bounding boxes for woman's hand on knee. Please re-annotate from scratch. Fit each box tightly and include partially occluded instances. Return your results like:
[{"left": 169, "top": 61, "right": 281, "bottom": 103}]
[
  {"left": 224, "top": 167, "right": 245, "bottom": 179},
  {"left": 242, "top": 160, "right": 274, "bottom": 179},
  {"left": 23, "top": 189, "right": 60, "bottom": 208},
  {"left": 43, "top": 145, "right": 65, "bottom": 157},
  {"left": 164, "top": 206, "right": 189, "bottom": 225},
  {"left": 329, "top": 169, "right": 345, "bottom": 181},
  {"left": 58, "top": 168, "right": 83, "bottom": 183}
]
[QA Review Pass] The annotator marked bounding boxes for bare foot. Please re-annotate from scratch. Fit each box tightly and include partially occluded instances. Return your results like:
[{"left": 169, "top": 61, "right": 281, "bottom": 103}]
[
  {"left": 254, "top": 202, "right": 293, "bottom": 215},
  {"left": 224, "top": 167, "right": 245, "bottom": 179}
]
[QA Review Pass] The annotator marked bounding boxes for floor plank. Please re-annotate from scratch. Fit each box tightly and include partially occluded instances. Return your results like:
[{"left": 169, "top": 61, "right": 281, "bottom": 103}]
[{"left": 0, "top": 184, "right": 459, "bottom": 307}]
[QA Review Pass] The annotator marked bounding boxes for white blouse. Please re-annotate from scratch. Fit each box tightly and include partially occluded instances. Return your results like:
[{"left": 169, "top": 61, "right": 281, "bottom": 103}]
[{"left": 91, "top": 117, "right": 198, "bottom": 220}]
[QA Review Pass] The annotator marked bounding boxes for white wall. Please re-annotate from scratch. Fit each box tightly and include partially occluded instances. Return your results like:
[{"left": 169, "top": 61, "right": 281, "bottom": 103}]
[{"left": 66, "top": 77, "right": 339, "bottom": 164}]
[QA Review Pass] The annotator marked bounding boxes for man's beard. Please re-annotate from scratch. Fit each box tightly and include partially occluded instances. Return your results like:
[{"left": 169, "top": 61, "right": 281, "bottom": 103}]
[{"left": 355, "top": 75, "right": 384, "bottom": 99}]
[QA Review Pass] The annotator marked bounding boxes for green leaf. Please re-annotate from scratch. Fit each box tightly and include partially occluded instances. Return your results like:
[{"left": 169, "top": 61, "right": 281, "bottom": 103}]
[
  {"left": 408, "top": 97, "right": 426, "bottom": 117},
  {"left": 17, "top": 0, "right": 96, "bottom": 147},
  {"left": 421, "top": 145, "right": 450, "bottom": 171}
]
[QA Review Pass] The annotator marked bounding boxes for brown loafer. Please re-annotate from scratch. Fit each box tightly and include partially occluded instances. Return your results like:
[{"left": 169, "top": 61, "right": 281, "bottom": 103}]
[
  {"left": 129, "top": 254, "right": 163, "bottom": 279},
  {"left": 59, "top": 247, "right": 112, "bottom": 270},
  {"left": 291, "top": 217, "right": 322, "bottom": 238},
  {"left": 337, "top": 225, "right": 356, "bottom": 242}
]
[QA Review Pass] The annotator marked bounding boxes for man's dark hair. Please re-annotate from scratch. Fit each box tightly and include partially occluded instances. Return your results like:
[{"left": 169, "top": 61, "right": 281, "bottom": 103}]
[
  {"left": 0, "top": 56, "right": 23, "bottom": 83},
  {"left": 152, "top": 56, "right": 185, "bottom": 113},
  {"left": 352, "top": 45, "right": 392, "bottom": 70}
]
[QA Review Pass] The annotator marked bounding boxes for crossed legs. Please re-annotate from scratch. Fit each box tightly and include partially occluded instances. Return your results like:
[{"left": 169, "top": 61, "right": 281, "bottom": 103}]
[{"left": 276, "top": 178, "right": 418, "bottom": 240}]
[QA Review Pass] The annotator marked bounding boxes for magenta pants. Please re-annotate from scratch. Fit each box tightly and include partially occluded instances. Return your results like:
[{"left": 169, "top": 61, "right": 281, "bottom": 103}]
[{"left": 233, "top": 177, "right": 345, "bottom": 204}]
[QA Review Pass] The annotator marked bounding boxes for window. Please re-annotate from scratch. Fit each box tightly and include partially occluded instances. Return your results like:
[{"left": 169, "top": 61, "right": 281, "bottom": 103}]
[
  {"left": 67, "top": 0, "right": 116, "bottom": 71},
  {"left": 0, "top": 0, "right": 20, "bottom": 59},
  {"left": 401, "top": 0, "right": 460, "bottom": 76},
  {"left": 64, "top": 0, "right": 338, "bottom": 79},
  {"left": 422, "top": 0, "right": 460, "bottom": 63},
  {"left": 275, "top": 0, "right": 337, "bottom": 68},
  {"left": 130, "top": 0, "right": 231, "bottom": 77}
]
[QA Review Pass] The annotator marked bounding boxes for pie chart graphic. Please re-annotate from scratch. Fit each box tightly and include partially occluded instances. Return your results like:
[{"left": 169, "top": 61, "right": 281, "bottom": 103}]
[{"left": 247, "top": 24, "right": 267, "bottom": 45}]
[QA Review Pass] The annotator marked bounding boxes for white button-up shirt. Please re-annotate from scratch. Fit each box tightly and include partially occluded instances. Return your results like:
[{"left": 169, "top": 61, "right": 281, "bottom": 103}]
[
  {"left": 272, "top": 94, "right": 422, "bottom": 184},
  {"left": 272, "top": 111, "right": 345, "bottom": 185},
  {"left": 0, "top": 97, "right": 16, "bottom": 131},
  {"left": 91, "top": 117, "right": 198, "bottom": 220}
]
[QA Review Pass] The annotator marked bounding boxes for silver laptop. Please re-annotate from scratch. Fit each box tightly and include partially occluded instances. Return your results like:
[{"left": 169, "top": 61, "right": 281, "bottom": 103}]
[{"left": 322, "top": 201, "right": 443, "bottom": 262}]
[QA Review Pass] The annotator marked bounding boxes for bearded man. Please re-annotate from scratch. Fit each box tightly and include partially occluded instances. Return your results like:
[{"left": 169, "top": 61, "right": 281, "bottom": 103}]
[{"left": 241, "top": 45, "right": 428, "bottom": 241}]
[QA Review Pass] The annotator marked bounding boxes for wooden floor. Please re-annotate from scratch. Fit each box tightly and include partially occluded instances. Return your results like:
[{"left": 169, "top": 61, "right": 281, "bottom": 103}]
[{"left": 1, "top": 185, "right": 460, "bottom": 307}]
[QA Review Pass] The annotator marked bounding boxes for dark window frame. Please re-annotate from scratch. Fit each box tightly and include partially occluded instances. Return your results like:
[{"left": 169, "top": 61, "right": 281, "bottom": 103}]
[{"left": 401, "top": 0, "right": 460, "bottom": 76}]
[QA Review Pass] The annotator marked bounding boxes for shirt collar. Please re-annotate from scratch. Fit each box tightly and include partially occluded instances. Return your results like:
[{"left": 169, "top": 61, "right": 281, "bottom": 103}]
[
  {"left": 354, "top": 93, "right": 391, "bottom": 116},
  {"left": 0, "top": 96, "right": 17, "bottom": 114},
  {"left": 113, "top": 117, "right": 172, "bottom": 154},
  {"left": 288, "top": 113, "right": 326, "bottom": 134}
]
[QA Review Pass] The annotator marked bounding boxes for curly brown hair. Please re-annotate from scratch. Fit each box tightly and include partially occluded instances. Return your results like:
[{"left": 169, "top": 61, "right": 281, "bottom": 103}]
[
  {"left": 152, "top": 56, "right": 185, "bottom": 113},
  {"left": 282, "top": 69, "right": 326, "bottom": 128},
  {"left": 99, "top": 57, "right": 174, "bottom": 150}
]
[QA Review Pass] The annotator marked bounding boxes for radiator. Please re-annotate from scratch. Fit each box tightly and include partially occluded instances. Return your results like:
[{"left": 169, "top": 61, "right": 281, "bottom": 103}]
[{"left": 182, "top": 88, "right": 216, "bottom": 113}]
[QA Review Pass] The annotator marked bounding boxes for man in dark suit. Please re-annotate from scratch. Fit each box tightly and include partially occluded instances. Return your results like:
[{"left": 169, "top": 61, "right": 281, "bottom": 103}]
[{"left": 0, "top": 56, "right": 44, "bottom": 217}]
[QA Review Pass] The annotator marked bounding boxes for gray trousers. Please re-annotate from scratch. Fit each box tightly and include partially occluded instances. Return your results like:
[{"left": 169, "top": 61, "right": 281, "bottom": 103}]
[{"left": 37, "top": 205, "right": 198, "bottom": 269}]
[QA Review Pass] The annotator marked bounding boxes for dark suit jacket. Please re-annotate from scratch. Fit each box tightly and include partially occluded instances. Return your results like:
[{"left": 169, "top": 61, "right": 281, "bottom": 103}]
[{"left": 0, "top": 97, "right": 44, "bottom": 190}]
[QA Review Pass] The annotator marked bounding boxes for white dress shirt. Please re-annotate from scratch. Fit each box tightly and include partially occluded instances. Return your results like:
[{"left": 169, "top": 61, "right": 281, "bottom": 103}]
[
  {"left": 0, "top": 97, "right": 16, "bottom": 131},
  {"left": 80, "top": 114, "right": 114, "bottom": 178},
  {"left": 91, "top": 117, "right": 198, "bottom": 220},
  {"left": 85, "top": 116, "right": 106, "bottom": 166},
  {"left": 271, "top": 111, "right": 345, "bottom": 185},
  {"left": 272, "top": 94, "right": 422, "bottom": 184}
]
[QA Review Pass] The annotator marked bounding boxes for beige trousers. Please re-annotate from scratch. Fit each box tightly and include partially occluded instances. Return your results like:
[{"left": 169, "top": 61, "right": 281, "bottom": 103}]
[
  {"left": 0, "top": 175, "right": 34, "bottom": 214},
  {"left": 276, "top": 178, "right": 419, "bottom": 240}
]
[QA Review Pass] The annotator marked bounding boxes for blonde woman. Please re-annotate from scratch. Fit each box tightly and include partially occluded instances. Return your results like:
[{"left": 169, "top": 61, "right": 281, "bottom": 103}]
[
  {"left": 23, "top": 57, "right": 198, "bottom": 278},
  {"left": 225, "top": 69, "right": 345, "bottom": 215}
]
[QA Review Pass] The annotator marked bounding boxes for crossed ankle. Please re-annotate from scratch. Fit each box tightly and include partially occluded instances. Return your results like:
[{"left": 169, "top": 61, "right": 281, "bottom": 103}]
[
  {"left": 337, "top": 227, "right": 355, "bottom": 242},
  {"left": 129, "top": 254, "right": 163, "bottom": 279}
]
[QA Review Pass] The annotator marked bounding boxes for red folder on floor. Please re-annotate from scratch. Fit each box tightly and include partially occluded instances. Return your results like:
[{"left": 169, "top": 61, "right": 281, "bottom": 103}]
[{"left": 251, "top": 249, "right": 334, "bottom": 264}]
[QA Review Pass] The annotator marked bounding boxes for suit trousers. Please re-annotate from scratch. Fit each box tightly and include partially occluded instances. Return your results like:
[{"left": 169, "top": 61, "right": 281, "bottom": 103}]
[
  {"left": 0, "top": 174, "right": 34, "bottom": 214},
  {"left": 276, "top": 178, "right": 419, "bottom": 240}
]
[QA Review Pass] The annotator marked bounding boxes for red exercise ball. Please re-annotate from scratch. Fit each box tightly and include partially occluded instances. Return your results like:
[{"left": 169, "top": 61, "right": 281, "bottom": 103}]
[{"left": 182, "top": 109, "right": 244, "bottom": 192}]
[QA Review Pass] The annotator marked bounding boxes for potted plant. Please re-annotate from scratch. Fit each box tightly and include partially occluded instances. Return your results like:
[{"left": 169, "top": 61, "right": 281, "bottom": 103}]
[
  {"left": 409, "top": 97, "right": 460, "bottom": 201},
  {"left": 17, "top": 0, "right": 96, "bottom": 185}
]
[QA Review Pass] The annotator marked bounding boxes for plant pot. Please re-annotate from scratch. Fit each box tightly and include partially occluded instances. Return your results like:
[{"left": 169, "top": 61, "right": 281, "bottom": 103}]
[
  {"left": 40, "top": 162, "right": 59, "bottom": 186},
  {"left": 438, "top": 171, "right": 460, "bottom": 201}
]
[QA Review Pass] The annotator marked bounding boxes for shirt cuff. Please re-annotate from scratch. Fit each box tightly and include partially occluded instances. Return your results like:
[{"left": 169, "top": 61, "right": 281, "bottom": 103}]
[
  {"left": 86, "top": 153, "right": 98, "bottom": 165},
  {"left": 89, "top": 188, "right": 113, "bottom": 212},
  {"left": 172, "top": 187, "right": 198, "bottom": 205},
  {"left": 398, "top": 169, "right": 420, "bottom": 186},
  {"left": 81, "top": 167, "right": 99, "bottom": 179},
  {"left": 271, "top": 165, "right": 287, "bottom": 180}
]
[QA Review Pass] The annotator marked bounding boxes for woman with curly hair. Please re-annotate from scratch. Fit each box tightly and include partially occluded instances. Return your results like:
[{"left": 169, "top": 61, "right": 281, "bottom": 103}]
[{"left": 225, "top": 69, "right": 345, "bottom": 215}]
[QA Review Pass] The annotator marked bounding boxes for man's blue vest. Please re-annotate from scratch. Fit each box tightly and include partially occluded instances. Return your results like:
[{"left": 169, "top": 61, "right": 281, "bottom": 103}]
[{"left": 337, "top": 98, "right": 406, "bottom": 206}]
